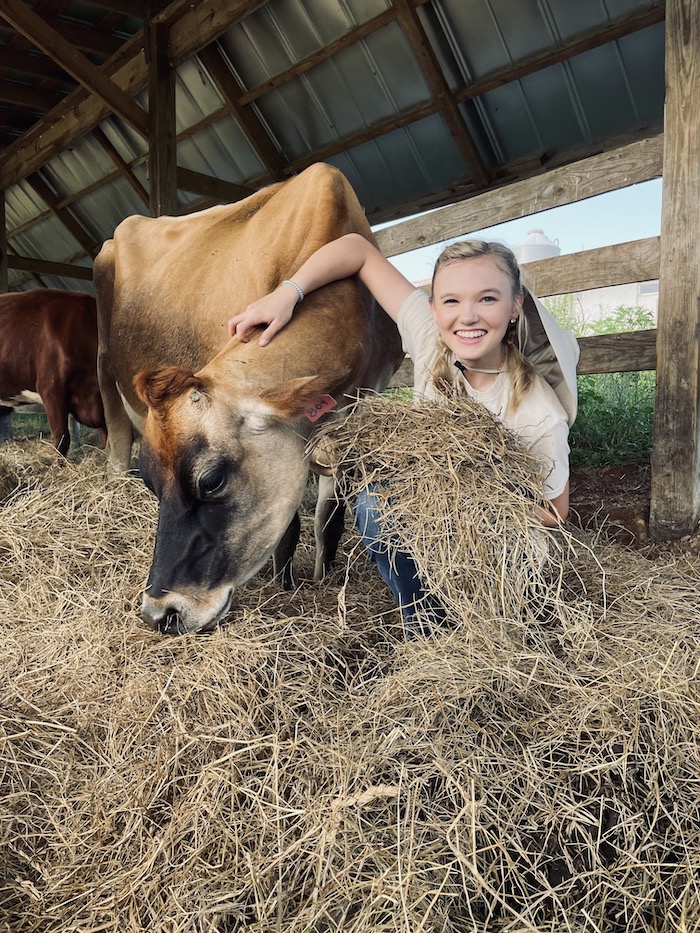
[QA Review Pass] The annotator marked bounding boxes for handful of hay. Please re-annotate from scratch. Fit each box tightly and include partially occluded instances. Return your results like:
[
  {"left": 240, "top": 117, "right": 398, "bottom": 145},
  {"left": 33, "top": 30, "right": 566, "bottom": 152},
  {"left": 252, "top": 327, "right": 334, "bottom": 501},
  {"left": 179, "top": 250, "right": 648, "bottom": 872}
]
[
  {"left": 314, "top": 392, "right": 568, "bottom": 630},
  {"left": 0, "top": 401, "right": 699, "bottom": 932}
]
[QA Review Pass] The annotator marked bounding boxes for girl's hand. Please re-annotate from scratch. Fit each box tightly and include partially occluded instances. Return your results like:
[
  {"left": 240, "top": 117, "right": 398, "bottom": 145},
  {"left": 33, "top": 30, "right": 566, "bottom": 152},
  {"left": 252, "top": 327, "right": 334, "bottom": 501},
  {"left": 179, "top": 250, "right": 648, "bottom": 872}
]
[{"left": 228, "top": 286, "right": 297, "bottom": 345}]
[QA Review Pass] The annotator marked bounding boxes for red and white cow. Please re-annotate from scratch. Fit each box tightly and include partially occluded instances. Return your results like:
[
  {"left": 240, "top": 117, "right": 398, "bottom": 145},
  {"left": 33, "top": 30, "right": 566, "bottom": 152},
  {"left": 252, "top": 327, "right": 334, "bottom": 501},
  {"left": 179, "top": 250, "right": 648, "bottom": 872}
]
[
  {"left": 0, "top": 288, "right": 106, "bottom": 455},
  {"left": 94, "top": 163, "right": 404, "bottom": 634}
]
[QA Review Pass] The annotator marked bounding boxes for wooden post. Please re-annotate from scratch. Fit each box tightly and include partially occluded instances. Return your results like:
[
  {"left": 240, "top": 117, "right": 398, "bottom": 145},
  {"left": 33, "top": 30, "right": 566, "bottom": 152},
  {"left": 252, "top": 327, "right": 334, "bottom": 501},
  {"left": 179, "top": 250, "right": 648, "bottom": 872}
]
[
  {"left": 148, "top": 22, "right": 178, "bottom": 217},
  {"left": 650, "top": 0, "right": 700, "bottom": 539},
  {"left": 0, "top": 189, "right": 7, "bottom": 293}
]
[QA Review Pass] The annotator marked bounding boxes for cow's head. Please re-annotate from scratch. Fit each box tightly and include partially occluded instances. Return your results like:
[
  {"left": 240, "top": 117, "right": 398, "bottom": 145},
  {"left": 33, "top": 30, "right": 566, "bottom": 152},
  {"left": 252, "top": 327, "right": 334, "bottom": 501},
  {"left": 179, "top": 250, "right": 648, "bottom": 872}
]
[{"left": 134, "top": 365, "right": 344, "bottom": 635}]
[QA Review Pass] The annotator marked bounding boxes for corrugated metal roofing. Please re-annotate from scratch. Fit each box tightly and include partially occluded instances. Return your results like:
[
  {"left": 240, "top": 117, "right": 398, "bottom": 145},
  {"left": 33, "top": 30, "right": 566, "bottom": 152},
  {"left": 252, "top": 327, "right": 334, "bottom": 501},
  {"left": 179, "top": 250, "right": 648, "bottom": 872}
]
[{"left": 0, "top": 0, "right": 666, "bottom": 292}]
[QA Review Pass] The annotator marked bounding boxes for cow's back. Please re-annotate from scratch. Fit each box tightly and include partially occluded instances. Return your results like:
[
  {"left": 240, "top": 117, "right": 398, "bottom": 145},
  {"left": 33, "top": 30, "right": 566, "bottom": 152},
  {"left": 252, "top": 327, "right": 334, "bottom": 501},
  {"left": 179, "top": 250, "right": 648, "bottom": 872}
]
[{"left": 96, "top": 163, "right": 402, "bottom": 417}]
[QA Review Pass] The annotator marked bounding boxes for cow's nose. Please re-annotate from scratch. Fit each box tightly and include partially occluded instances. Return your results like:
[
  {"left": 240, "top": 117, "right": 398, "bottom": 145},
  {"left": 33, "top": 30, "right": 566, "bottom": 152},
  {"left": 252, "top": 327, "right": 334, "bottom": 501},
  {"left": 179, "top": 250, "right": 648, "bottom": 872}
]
[
  {"left": 140, "top": 595, "right": 184, "bottom": 635},
  {"left": 157, "top": 610, "right": 184, "bottom": 636}
]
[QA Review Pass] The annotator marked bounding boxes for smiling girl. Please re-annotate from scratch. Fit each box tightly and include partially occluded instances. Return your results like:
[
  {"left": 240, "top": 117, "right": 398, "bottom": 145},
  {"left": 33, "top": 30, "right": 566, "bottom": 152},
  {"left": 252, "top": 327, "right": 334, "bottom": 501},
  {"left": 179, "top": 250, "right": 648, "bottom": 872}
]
[{"left": 229, "top": 233, "right": 579, "bottom": 632}]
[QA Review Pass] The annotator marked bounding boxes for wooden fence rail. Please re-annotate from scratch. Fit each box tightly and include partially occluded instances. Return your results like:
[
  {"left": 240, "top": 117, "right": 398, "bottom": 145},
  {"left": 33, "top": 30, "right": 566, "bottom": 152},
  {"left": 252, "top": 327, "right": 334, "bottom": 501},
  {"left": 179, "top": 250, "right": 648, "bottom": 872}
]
[{"left": 388, "top": 328, "right": 658, "bottom": 389}]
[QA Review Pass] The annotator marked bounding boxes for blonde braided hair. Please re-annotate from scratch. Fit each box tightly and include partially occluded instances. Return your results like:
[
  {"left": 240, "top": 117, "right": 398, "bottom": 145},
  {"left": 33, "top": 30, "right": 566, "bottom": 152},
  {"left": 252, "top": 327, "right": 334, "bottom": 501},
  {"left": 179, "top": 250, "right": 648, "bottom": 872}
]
[{"left": 428, "top": 240, "right": 536, "bottom": 413}]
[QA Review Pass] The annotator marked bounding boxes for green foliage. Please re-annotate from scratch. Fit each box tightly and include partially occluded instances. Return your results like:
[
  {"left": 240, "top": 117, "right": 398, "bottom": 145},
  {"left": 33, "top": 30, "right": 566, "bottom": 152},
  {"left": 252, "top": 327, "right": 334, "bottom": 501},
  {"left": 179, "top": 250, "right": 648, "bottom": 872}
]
[
  {"left": 541, "top": 293, "right": 585, "bottom": 337},
  {"left": 9, "top": 412, "right": 103, "bottom": 450},
  {"left": 569, "top": 371, "right": 655, "bottom": 466},
  {"left": 383, "top": 386, "right": 414, "bottom": 403},
  {"left": 544, "top": 300, "right": 656, "bottom": 466},
  {"left": 10, "top": 411, "right": 50, "bottom": 440},
  {"left": 588, "top": 304, "right": 655, "bottom": 336},
  {"left": 542, "top": 297, "right": 655, "bottom": 339}
]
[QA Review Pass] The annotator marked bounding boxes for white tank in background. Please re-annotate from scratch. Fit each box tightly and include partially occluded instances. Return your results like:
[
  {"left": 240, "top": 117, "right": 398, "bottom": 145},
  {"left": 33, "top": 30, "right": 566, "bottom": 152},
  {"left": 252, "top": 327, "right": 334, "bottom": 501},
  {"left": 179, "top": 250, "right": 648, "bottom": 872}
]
[{"left": 514, "top": 228, "right": 561, "bottom": 264}]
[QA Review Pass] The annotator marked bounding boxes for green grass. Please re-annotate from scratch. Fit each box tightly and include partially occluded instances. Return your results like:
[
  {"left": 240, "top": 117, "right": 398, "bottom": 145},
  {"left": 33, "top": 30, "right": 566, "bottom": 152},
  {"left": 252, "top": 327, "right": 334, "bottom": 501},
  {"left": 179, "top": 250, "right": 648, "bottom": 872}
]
[
  {"left": 10, "top": 411, "right": 51, "bottom": 440},
  {"left": 569, "top": 371, "right": 654, "bottom": 466},
  {"left": 8, "top": 411, "right": 103, "bottom": 449},
  {"left": 545, "top": 297, "right": 656, "bottom": 468}
]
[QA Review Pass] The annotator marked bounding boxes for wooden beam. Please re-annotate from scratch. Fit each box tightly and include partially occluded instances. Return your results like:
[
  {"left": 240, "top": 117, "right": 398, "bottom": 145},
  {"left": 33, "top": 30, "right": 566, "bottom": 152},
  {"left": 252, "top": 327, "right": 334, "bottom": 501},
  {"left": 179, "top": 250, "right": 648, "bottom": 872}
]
[
  {"left": 164, "top": 0, "right": 270, "bottom": 67},
  {"left": 0, "top": 191, "right": 7, "bottom": 292},
  {"left": 388, "top": 329, "right": 658, "bottom": 388},
  {"left": 576, "top": 330, "right": 657, "bottom": 374},
  {"left": 375, "top": 134, "right": 664, "bottom": 257},
  {"left": 39, "top": 20, "right": 124, "bottom": 59},
  {"left": 148, "top": 22, "right": 177, "bottom": 216},
  {"left": 92, "top": 126, "right": 148, "bottom": 206},
  {"left": 197, "top": 44, "right": 284, "bottom": 178},
  {"left": 6, "top": 254, "right": 93, "bottom": 280},
  {"left": 176, "top": 166, "right": 253, "bottom": 203},
  {"left": 0, "top": 48, "right": 69, "bottom": 79},
  {"left": 391, "top": 0, "right": 489, "bottom": 188},
  {"left": 650, "top": 0, "right": 700, "bottom": 539},
  {"left": 521, "top": 238, "right": 660, "bottom": 298},
  {"left": 456, "top": 3, "right": 666, "bottom": 104},
  {"left": 0, "top": 0, "right": 149, "bottom": 137},
  {"left": 0, "top": 82, "right": 64, "bottom": 109}
]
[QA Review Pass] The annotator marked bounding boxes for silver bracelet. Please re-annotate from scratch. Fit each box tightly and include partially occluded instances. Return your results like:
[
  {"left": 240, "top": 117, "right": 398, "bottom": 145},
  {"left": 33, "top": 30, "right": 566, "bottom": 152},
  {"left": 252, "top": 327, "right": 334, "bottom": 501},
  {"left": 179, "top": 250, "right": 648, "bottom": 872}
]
[{"left": 282, "top": 279, "right": 304, "bottom": 304}]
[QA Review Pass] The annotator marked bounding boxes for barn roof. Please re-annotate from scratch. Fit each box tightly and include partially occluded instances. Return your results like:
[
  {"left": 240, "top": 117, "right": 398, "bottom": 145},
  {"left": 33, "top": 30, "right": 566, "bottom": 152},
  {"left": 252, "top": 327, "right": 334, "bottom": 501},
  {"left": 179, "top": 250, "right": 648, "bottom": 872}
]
[{"left": 0, "top": 0, "right": 666, "bottom": 293}]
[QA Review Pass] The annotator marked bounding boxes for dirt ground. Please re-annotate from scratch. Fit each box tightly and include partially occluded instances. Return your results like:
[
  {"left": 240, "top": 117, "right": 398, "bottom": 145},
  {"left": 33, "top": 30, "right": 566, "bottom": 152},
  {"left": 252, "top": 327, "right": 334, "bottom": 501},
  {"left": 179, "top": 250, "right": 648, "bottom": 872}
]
[{"left": 569, "top": 462, "right": 700, "bottom": 558}]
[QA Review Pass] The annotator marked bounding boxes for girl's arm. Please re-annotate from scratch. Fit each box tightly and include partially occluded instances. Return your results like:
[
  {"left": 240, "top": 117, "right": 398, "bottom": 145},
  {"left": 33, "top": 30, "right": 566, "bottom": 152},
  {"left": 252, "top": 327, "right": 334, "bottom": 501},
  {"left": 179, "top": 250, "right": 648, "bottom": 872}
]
[
  {"left": 538, "top": 483, "right": 569, "bottom": 526},
  {"left": 228, "top": 232, "right": 416, "bottom": 345}
]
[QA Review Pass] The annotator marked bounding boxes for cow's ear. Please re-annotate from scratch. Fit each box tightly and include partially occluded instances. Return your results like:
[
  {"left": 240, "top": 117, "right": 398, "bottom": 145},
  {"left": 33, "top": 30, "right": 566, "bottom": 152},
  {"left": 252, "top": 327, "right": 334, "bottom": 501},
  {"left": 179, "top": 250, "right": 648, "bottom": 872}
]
[
  {"left": 134, "top": 366, "right": 210, "bottom": 413},
  {"left": 256, "top": 370, "right": 351, "bottom": 422}
]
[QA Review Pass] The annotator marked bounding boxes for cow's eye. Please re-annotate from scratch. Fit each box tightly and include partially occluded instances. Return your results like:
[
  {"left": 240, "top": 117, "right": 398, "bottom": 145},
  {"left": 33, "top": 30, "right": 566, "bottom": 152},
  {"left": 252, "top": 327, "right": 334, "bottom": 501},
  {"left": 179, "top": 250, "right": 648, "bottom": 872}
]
[{"left": 199, "top": 466, "right": 227, "bottom": 500}]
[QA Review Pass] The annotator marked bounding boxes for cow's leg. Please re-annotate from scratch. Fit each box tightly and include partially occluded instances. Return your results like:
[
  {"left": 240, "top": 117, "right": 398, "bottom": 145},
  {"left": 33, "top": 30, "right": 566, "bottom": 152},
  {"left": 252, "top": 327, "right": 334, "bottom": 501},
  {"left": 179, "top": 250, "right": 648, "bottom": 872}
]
[
  {"left": 94, "top": 241, "right": 134, "bottom": 471},
  {"left": 40, "top": 390, "right": 71, "bottom": 457},
  {"left": 313, "top": 473, "right": 346, "bottom": 581},
  {"left": 273, "top": 510, "right": 301, "bottom": 590},
  {"left": 97, "top": 349, "right": 134, "bottom": 469}
]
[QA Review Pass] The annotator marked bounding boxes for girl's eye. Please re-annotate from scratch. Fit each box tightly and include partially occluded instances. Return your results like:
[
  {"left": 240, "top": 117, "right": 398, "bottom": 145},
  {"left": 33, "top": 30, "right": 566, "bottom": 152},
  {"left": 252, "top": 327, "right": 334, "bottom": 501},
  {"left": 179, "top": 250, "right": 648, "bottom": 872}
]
[{"left": 199, "top": 467, "right": 227, "bottom": 500}]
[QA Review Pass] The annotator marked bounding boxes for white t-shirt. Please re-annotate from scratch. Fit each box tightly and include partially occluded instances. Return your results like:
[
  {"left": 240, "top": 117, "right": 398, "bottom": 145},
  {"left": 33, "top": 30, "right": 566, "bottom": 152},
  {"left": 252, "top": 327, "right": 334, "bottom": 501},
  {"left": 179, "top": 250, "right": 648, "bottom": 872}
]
[{"left": 397, "top": 289, "right": 571, "bottom": 499}]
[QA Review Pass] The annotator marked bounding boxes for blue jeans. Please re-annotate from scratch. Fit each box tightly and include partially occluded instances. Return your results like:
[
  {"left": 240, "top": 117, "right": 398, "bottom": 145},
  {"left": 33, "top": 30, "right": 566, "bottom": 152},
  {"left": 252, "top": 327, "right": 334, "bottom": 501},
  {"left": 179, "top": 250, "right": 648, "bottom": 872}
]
[{"left": 353, "top": 485, "right": 445, "bottom": 637}]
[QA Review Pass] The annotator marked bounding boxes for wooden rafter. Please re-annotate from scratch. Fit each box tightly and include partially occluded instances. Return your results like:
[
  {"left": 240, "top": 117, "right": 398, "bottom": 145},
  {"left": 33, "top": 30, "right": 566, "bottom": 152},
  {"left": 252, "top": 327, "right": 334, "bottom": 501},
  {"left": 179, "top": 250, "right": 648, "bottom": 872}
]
[
  {"left": 0, "top": 0, "right": 149, "bottom": 137},
  {"left": 456, "top": 2, "right": 666, "bottom": 103},
  {"left": 197, "top": 44, "right": 283, "bottom": 178},
  {"left": 92, "top": 125, "right": 148, "bottom": 206},
  {"left": 237, "top": 8, "right": 397, "bottom": 106},
  {"left": 390, "top": 0, "right": 489, "bottom": 187}
]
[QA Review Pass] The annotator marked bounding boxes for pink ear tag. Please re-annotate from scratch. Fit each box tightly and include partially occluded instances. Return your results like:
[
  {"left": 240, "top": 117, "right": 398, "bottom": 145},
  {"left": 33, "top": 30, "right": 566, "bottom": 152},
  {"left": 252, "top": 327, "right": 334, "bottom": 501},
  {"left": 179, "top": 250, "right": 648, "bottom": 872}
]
[{"left": 304, "top": 394, "right": 337, "bottom": 422}]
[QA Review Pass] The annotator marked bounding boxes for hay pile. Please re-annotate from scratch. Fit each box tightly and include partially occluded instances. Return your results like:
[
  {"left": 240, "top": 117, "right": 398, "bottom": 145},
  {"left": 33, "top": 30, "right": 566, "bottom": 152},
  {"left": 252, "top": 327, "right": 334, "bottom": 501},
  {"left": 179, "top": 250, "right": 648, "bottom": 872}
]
[{"left": 1, "top": 397, "right": 699, "bottom": 933}]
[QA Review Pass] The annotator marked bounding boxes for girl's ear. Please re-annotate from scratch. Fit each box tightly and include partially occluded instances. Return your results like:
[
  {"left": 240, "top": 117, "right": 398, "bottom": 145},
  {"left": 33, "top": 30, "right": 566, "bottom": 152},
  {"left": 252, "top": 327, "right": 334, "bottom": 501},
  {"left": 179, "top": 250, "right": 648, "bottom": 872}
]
[{"left": 509, "top": 292, "right": 524, "bottom": 324}]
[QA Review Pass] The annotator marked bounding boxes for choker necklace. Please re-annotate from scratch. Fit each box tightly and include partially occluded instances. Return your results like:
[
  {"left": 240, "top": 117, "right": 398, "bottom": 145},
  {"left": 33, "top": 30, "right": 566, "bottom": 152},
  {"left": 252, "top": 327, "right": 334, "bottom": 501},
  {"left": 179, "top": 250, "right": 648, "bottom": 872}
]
[{"left": 454, "top": 360, "right": 504, "bottom": 376}]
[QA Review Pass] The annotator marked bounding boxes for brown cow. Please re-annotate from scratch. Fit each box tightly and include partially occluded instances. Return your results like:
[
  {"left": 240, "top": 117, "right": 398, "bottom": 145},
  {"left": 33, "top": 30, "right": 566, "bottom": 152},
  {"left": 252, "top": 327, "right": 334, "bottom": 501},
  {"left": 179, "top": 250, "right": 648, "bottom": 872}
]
[
  {"left": 94, "top": 163, "right": 403, "bottom": 635},
  {"left": 0, "top": 289, "right": 106, "bottom": 456}
]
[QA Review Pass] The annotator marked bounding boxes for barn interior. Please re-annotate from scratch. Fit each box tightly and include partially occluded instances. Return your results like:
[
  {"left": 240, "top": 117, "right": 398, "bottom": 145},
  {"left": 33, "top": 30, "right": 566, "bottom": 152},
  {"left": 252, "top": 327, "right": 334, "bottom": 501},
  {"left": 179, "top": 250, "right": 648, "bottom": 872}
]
[{"left": 1, "top": 4, "right": 700, "bottom": 930}]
